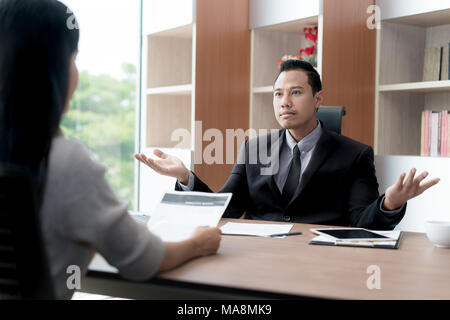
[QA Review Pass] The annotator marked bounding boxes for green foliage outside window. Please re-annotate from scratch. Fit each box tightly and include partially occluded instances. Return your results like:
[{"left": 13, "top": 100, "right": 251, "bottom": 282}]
[{"left": 61, "top": 63, "right": 136, "bottom": 207}]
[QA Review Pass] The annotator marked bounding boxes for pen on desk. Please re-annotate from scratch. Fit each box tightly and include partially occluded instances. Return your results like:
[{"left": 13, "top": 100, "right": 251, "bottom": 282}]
[{"left": 269, "top": 232, "right": 302, "bottom": 238}]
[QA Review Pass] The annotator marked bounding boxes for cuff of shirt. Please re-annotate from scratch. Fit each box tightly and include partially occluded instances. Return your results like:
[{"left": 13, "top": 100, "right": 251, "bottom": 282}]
[
  {"left": 379, "top": 195, "right": 405, "bottom": 214},
  {"left": 178, "top": 171, "right": 194, "bottom": 191}
]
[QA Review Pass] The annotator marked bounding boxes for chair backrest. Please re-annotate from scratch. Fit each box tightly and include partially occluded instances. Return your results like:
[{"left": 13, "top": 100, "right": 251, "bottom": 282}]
[
  {"left": 0, "top": 167, "right": 55, "bottom": 300},
  {"left": 316, "top": 106, "right": 346, "bottom": 134}
]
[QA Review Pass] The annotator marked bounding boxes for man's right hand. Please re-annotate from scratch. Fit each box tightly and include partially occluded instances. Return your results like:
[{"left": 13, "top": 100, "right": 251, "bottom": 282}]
[{"left": 134, "top": 149, "right": 190, "bottom": 185}]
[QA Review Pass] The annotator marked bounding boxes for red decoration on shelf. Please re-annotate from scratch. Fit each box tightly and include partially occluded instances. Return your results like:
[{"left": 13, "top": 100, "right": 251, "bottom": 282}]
[
  {"left": 278, "top": 26, "right": 319, "bottom": 69},
  {"left": 298, "top": 26, "right": 318, "bottom": 67}
]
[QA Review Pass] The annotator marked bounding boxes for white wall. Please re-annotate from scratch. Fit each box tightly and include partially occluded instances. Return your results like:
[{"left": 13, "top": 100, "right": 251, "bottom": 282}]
[
  {"left": 375, "top": 155, "right": 450, "bottom": 232},
  {"left": 142, "top": 0, "right": 194, "bottom": 34},
  {"left": 376, "top": 0, "right": 450, "bottom": 21},
  {"left": 249, "top": 0, "right": 320, "bottom": 29}
]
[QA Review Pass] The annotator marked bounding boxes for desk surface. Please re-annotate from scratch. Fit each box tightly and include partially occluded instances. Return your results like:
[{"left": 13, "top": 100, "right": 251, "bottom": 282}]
[{"left": 87, "top": 219, "right": 450, "bottom": 300}]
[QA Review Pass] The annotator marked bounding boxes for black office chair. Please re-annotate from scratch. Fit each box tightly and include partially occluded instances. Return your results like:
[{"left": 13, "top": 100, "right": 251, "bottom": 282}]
[
  {"left": 0, "top": 167, "right": 55, "bottom": 300},
  {"left": 316, "top": 106, "right": 346, "bottom": 135}
]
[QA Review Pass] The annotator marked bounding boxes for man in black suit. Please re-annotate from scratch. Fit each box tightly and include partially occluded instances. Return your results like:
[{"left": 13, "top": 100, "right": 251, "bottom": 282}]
[{"left": 135, "top": 60, "right": 439, "bottom": 230}]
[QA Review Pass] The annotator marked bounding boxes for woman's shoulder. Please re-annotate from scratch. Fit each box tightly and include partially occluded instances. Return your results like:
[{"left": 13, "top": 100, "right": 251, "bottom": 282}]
[{"left": 49, "top": 136, "right": 106, "bottom": 182}]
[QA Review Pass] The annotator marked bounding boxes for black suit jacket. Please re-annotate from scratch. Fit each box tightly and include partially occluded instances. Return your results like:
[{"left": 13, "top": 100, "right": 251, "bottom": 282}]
[{"left": 176, "top": 128, "right": 406, "bottom": 230}]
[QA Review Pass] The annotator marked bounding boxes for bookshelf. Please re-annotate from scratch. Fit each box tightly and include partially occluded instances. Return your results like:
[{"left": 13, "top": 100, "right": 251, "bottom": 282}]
[
  {"left": 249, "top": 15, "right": 322, "bottom": 131},
  {"left": 144, "top": 24, "right": 195, "bottom": 149},
  {"left": 374, "top": 1, "right": 450, "bottom": 232},
  {"left": 139, "top": 0, "right": 250, "bottom": 210},
  {"left": 375, "top": 7, "right": 450, "bottom": 156},
  {"left": 139, "top": 0, "right": 196, "bottom": 212}
]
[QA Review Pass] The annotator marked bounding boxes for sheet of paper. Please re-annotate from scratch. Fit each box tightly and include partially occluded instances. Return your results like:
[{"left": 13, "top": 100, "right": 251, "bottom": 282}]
[
  {"left": 220, "top": 222, "right": 293, "bottom": 237},
  {"left": 147, "top": 191, "right": 232, "bottom": 242}
]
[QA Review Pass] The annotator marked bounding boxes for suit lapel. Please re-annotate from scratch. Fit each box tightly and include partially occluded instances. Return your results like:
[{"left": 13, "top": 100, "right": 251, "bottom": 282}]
[{"left": 286, "top": 128, "right": 337, "bottom": 207}]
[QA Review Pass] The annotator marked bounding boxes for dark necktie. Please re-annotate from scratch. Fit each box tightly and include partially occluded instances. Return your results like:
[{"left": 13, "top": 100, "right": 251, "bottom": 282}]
[{"left": 282, "top": 145, "right": 301, "bottom": 205}]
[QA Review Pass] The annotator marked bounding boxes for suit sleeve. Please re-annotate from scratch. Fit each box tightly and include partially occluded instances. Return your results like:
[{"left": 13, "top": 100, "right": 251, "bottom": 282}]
[
  {"left": 347, "top": 146, "right": 406, "bottom": 230},
  {"left": 174, "top": 141, "right": 251, "bottom": 218}
]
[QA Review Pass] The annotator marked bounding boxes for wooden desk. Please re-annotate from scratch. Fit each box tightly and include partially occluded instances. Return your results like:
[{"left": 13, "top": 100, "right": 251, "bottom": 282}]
[{"left": 83, "top": 219, "right": 450, "bottom": 300}]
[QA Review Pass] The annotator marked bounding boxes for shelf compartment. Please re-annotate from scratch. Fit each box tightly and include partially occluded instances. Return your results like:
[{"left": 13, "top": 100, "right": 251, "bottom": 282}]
[
  {"left": 250, "top": 93, "right": 280, "bottom": 131},
  {"left": 251, "top": 17, "right": 319, "bottom": 88},
  {"left": 146, "top": 84, "right": 193, "bottom": 96},
  {"left": 146, "top": 95, "right": 192, "bottom": 149},
  {"left": 146, "top": 24, "right": 193, "bottom": 88}
]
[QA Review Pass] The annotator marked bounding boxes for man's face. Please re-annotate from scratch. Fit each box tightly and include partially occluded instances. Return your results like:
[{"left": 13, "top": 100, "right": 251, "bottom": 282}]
[{"left": 273, "top": 70, "right": 322, "bottom": 131}]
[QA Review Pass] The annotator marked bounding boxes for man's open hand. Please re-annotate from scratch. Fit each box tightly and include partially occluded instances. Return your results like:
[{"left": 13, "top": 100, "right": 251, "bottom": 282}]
[
  {"left": 383, "top": 168, "right": 440, "bottom": 211},
  {"left": 134, "top": 149, "right": 190, "bottom": 185}
]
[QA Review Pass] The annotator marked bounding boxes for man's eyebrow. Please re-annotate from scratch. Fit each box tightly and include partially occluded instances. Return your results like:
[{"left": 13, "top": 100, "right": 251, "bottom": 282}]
[{"left": 273, "top": 86, "right": 304, "bottom": 91}]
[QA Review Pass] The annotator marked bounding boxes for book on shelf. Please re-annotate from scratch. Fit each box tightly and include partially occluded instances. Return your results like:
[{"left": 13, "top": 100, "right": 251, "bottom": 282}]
[
  {"left": 422, "top": 110, "right": 430, "bottom": 156},
  {"left": 421, "top": 110, "right": 449, "bottom": 157},
  {"left": 420, "top": 111, "right": 425, "bottom": 156},
  {"left": 443, "top": 110, "right": 448, "bottom": 157},
  {"left": 430, "top": 111, "right": 439, "bottom": 156},
  {"left": 423, "top": 44, "right": 450, "bottom": 81},
  {"left": 423, "top": 47, "right": 441, "bottom": 81},
  {"left": 448, "top": 112, "right": 450, "bottom": 157},
  {"left": 441, "top": 44, "right": 449, "bottom": 81}
]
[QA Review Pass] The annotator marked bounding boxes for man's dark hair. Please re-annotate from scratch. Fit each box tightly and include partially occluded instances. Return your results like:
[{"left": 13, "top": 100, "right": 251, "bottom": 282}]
[{"left": 275, "top": 60, "right": 322, "bottom": 96}]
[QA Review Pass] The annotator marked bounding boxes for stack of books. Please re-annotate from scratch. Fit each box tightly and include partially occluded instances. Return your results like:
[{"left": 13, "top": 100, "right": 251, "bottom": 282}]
[
  {"left": 421, "top": 110, "right": 450, "bottom": 157},
  {"left": 423, "top": 43, "right": 450, "bottom": 81}
]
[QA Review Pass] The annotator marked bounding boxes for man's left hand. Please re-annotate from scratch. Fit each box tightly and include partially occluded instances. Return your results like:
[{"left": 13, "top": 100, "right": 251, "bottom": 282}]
[{"left": 383, "top": 168, "right": 440, "bottom": 211}]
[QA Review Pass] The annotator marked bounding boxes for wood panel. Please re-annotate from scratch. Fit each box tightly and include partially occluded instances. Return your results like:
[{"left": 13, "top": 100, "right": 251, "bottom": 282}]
[
  {"left": 146, "top": 95, "right": 191, "bottom": 148},
  {"left": 377, "top": 92, "right": 424, "bottom": 155},
  {"left": 147, "top": 33, "right": 192, "bottom": 88},
  {"left": 322, "top": 0, "right": 376, "bottom": 147},
  {"left": 379, "top": 22, "right": 425, "bottom": 85},
  {"left": 194, "top": 0, "right": 251, "bottom": 191}
]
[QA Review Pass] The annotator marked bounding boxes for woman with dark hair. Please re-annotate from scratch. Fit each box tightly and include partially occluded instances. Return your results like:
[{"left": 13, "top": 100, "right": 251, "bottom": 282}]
[{"left": 0, "top": 0, "right": 221, "bottom": 300}]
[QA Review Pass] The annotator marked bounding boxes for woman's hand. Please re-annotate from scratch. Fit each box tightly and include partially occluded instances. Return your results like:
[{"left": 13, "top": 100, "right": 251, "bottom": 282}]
[
  {"left": 157, "top": 226, "right": 221, "bottom": 273},
  {"left": 189, "top": 226, "right": 222, "bottom": 257}
]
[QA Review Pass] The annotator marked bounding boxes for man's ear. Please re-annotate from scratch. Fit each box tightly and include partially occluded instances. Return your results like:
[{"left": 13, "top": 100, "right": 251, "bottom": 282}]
[
  {"left": 315, "top": 90, "right": 324, "bottom": 108},
  {"left": 316, "top": 90, "right": 324, "bottom": 102}
]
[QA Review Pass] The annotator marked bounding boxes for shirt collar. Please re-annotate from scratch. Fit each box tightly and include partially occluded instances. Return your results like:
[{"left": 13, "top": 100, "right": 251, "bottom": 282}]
[{"left": 285, "top": 120, "right": 322, "bottom": 153}]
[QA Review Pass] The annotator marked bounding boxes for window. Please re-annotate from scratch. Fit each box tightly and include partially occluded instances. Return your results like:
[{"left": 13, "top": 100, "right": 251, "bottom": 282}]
[{"left": 60, "top": 0, "right": 141, "bottom": 208}]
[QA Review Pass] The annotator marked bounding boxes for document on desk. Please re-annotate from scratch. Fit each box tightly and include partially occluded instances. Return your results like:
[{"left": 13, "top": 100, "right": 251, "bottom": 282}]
[
  {"left": 147, "top": 191, "right": 232, "bottom": 242},
  {"left": 220, "top": 222, "right": 293, "bottom": 237}
]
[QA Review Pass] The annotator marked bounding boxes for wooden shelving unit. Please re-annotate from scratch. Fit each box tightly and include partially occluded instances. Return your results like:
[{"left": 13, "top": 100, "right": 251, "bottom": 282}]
[
  {"left": 144, "top": 24, "right": 195, "bottom": 150},
  {"left": 139, "top": 0, "right": 250, "bottom": 210},
  {"left": 375, "top": 8, "right": 450, "bottom": 156}
]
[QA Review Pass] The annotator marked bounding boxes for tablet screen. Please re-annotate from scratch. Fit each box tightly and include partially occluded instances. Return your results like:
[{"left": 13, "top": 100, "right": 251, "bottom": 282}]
[{"left": 317, "top": 229, "right": 390, "bottom": 239}]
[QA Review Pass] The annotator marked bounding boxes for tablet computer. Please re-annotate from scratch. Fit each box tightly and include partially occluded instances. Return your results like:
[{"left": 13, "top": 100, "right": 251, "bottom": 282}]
[{"left": 310, "top": 228, "right": 394, "bottom": 241}]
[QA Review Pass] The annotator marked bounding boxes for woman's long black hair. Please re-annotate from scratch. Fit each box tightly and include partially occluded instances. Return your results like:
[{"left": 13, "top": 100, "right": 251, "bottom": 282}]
[{"left": 0, "top": 0, "right": 79, "bottom": 205}]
